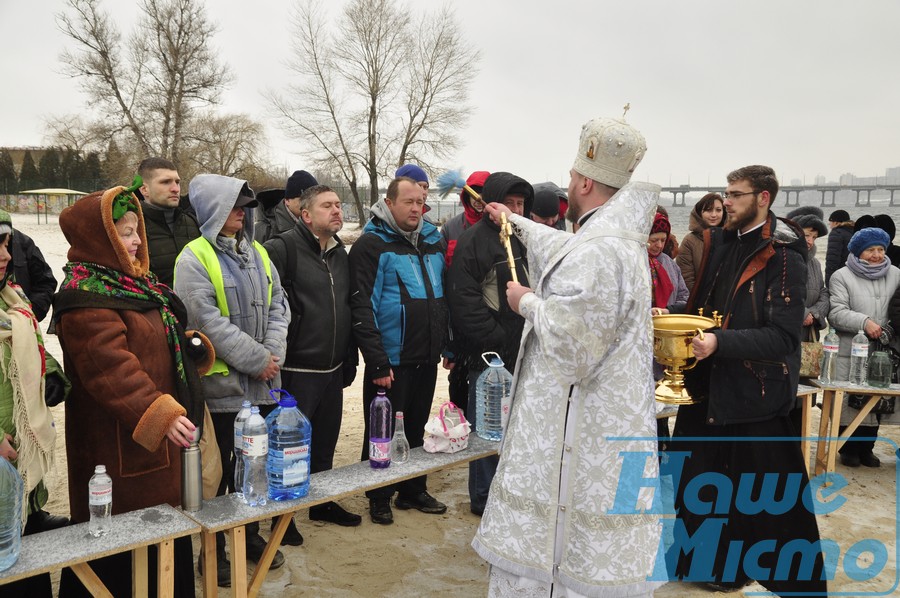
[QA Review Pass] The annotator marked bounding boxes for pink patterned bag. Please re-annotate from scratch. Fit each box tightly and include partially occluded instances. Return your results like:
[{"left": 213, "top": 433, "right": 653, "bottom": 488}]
[{"left": 423, "top": 402, "right": 471, "bottom": 453}]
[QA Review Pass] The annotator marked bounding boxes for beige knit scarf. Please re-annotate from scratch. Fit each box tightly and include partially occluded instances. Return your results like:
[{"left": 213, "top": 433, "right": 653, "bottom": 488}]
[{"left": 0, "top": 283, "right": 56, "bottom": 522}]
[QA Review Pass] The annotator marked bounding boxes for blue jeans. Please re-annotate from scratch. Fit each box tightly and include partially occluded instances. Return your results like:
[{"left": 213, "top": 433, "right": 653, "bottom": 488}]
[{"left": 468, "top": 369, "right": 499, "bottom": 514}]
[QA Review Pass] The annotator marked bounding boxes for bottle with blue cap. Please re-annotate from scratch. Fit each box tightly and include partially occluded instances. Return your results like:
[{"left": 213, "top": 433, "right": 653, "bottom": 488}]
[{"left": 265, "top": 389, "right": 312, "bottom": 500}]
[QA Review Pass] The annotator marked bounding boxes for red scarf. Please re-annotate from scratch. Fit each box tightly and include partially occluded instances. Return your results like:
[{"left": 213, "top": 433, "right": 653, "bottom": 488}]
[{"left": 649, "top": 253, "right": 674, "bottom": 309}]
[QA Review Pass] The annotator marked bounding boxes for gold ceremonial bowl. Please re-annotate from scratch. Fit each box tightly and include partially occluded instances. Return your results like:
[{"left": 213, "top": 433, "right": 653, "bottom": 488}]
[{"left": 652, "top": 312, "right": 719, "bottom": 405}]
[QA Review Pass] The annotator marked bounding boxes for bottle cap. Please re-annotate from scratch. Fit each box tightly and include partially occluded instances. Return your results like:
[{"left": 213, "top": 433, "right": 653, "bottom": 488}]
[
  {"left": 95, "top": 464, "right": 106, "bottom": 473},
  {"left": 396, "top": 411, "right": 404, "bottom": 418}
]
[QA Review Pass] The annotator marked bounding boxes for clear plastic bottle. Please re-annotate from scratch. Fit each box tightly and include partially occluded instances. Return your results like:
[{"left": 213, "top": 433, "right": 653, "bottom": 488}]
[
  {"left": 265, "top": 390, "right": 312, "bottom": 501},
  {"left": 0, "top": 457, "right": 23, "bottom": 571},
  {"left": 849, "top": 330, "right": 869, "bottom": 385},
  {"left": 820, "top": 328, "right": 839, "bottom": 384},
  {"left": 475, "top": 353, "right": 513, "bottom": 442},
  {"left": 88, "top": 465, "right": 113, "bottom": 537},
  {"left": 391, "top": 411, "right": 410, "bottom": 464},
  {"left": 369, "top": 389, "right": 392, "bottom": 469},
  {"left": 241, "top": 406, "right": 268, "bottom": 506},
  {"left": 232, "top": 400, "right": 252, "bottom": 498}
]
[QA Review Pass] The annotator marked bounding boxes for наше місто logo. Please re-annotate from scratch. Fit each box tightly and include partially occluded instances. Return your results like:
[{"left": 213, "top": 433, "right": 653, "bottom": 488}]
[{"left": 608, "top": 435, "right": 899, "bottom": 596}]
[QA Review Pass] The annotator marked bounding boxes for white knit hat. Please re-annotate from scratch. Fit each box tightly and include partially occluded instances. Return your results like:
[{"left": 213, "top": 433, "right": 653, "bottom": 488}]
[{"left": 572, "top": 116, "right": 647, "bottom": 189}]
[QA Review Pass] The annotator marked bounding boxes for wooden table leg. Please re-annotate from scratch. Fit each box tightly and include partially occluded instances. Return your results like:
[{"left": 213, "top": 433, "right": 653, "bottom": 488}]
[
  {"left": 133, "top": 545, "right": 149, "bottom": 598},
  {"left": 815, "top": 389, "right": 835, "bottom": 478},
  {"left": 230, "top": 526, "right": 248, "bottom": 598},
  {"left": 156, "top": 539, "right": 175, "bottom": 598},
  {"left": 825, "top": 390, "right": 845, "bottom": 482},
  {"left": 69, "top": 563, "right": 114, "bottom": 598},
  {"left": 834, "top": 394, "right": 881, "bottom": 454},
  {"left": 800, "top": 392, "right": 811, "bottom": 476},
  {"left": 201, "top": 531, "right": 218, "bottom": 598},
  {"left": 248, "top": 514, "right": 293, "bottom": 598}
]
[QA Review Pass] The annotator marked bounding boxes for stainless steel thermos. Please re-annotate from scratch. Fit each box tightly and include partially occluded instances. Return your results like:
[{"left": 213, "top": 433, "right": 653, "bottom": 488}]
[{"left": 181, "top": 436, "right": 203, "bottom": 512}]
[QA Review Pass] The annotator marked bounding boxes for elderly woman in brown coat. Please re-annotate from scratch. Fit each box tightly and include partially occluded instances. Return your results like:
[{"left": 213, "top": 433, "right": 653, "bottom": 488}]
[{"left": 55, "top": 183, "right": 215, "bottom": 598}]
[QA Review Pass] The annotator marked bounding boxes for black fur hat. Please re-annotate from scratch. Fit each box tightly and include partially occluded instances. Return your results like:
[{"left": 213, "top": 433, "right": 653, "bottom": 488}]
[{"left": 786, "top": 205, "right": 824, "bottom": 220}]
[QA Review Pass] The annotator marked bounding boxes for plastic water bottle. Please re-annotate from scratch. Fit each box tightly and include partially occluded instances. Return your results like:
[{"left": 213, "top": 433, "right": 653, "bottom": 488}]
[
  {"left": 820, "top": 328, "right": 839, "bottom": 384},
  {"left": 232, "top": 400, "right": 252, "bottom": 497},
  {"left": 0, "top": 458, "right": 23, "bottom": 572},
  {"left": 475, "top": 352, "right": 513, "bottom": 441},
  {"left": 265, "top": 390, "right": 312, "bottom": 501},
  {"left": 369, "top": 389, "right": 392, "bottom": 469},
  {"left": 850, "top": 330, "right": 869, "bottom": 385},
  {"left": 391, "top": 411, "right": 410, "bottom": 464},
  {"left": 241, "top": 406, "right": 268, "bottom": 506},
  {"left": 88, "top": 465, "right": 112, "bottom": 537}
]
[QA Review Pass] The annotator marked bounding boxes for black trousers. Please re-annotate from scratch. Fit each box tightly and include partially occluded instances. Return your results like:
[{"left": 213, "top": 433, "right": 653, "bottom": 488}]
[
  {"left": 210, "top": 404, "right": 276, "bottom": 540},
  {"left": 361, "top": 364, "right": 438, "bottom": 500},
  {"left": 670, "top": 403, "right": 827, "bottom": 595},
  {"left": 281, "top": 368, "right": 343, "bottom": 474}
]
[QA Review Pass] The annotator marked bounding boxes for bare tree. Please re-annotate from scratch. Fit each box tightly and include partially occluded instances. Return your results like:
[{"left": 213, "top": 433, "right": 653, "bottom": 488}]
[
  {"left": 182, "top": 112, "right": 268, "bottom": 180},
  {"left": 269, "top": 0, "right": 480, "bottom": 221},
  {"left": 57, "top": 0, "right": 231, "bottom": 166}
]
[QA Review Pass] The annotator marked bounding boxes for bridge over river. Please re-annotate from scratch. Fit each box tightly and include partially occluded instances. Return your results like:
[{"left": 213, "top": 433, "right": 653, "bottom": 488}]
[{"left": 661, "top": 184, "right": 900, "bottom": 208}]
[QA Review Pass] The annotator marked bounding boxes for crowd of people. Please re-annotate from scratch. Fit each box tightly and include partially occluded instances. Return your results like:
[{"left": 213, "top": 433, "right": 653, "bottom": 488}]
[{"left": 1, "top": 114, "right": 898, "bottom": 597}]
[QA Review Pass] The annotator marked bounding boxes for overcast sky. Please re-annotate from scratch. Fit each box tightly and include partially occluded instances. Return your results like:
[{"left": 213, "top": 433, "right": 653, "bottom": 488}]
[{"left": 3, "top": 0, "right": 899, "bottom": 189}]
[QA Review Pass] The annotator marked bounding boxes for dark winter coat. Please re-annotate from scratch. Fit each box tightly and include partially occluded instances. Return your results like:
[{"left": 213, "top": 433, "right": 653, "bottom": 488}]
[
  {"left": 254, "top": 201, "right": 297, "bottom": 244},
  {"left": 265, "top": 222, "right": 353, "bottom": 372},
  {"left": 349, "top": 204, "right": 448, "bottom": 378},
  {"left": 446, "top": 172, "right": 533, "bottom": 373},
  {"left": 141, "top": 202, "right": 201, "bottom": 287},
  {"left": 11, "top": 230, "right": 56, "bottom": 321},
  {"left": 825, "top": 222, "right": 853, "bottom": 284},
  {"left": 685, "top": 213, "right": 808, "bottom": 425}
]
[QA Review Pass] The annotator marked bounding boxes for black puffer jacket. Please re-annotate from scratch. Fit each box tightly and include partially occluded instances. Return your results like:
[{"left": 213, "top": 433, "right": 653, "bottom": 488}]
[
  {"left": 11, "top": 230, "right": 57, "bottom": 321},
  {"left": 142, "top": 203, "right": 200, "bottom": 287},
  {"left": 446, "top": 172, "right": 533, "bottom": 373},
  {"left": 685, "top": 212, "right": 808, "bottom": 425},
  {"left": 825, "top": 222, "right": 853, "bottom": 284},
  {"left": 265, "top": 222, "right": 353, "bottom": 371}
]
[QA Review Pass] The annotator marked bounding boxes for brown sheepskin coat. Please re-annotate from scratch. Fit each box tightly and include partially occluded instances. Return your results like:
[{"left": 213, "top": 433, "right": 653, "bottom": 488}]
[{"left": 56, "top": 187, "right": 211, "bottom": 521}]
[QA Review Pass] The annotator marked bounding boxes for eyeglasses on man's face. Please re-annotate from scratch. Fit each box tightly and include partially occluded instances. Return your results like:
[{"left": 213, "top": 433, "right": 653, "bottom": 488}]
[{"left": 721, "top": 190, "right": 759, "bottom": 200}]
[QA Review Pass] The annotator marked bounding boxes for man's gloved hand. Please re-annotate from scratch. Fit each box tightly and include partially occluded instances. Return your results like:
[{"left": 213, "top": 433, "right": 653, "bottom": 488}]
[{"left": 342, "top": 361, "right": 358, "bottom": 388}]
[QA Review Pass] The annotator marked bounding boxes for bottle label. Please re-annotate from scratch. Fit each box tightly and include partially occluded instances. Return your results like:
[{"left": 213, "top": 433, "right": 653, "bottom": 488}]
[
  {"left": 823, "top": 342, "right": 839, "bottom": 353},
  {"left": 242, "top": 434, "right": 268, "bottom": 457},
  {"left": 275, "top": 445, "right": 310, "bottom": 486},
  {"left": 851, "top": 344, "right": 869, "bottom": 358},
  {"left": 370, "top": 439, "right": 391, "bottom": 463},
  {"left": 89, "top": 486, "right": 112, "bottom": 506},
  {"left": 233, "top": 425, "right": 242, "bottom": 453}
]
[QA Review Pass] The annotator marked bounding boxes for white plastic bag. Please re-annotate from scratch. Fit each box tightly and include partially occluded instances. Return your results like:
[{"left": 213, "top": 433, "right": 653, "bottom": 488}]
[{"left": 423, "top": 401, "right": 471, "bottom": 453}]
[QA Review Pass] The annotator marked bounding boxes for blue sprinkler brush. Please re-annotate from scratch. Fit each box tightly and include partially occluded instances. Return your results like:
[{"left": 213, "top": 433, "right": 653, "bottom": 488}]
[{"left": 435, "top": 169, "right": 482, "bottom": 201}]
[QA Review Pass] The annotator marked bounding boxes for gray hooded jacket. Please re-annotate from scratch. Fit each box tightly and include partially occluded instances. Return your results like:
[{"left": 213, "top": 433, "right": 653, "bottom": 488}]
[{"left": 174, "top": 174, "right": 290, "bottom": 412}]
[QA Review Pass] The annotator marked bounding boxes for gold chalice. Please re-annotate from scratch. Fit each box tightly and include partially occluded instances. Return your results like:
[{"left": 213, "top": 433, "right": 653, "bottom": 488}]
[{"left": 652, "top": 310, "right": 721, "bottom": 405}]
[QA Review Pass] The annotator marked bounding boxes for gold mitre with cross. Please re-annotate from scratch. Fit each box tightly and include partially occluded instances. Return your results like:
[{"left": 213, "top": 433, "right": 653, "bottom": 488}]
[{"left": 572, "top": 104, "right": 647, "bottom": 189}]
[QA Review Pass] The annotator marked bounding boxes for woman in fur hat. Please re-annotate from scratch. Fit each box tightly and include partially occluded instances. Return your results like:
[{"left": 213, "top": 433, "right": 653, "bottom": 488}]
[
  {"left": 55, "top": 184, "right": 216, "bottom": 597},
  {"left": 788, "top": 207, "right": 831, "bottom": 342},
  {"left": 828, "top": 227, "right": 900, "bottom": 468}
]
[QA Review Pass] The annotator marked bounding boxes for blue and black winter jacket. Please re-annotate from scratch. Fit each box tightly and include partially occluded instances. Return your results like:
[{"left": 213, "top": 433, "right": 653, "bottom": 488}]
[{"left": 349, "top": 213, "right": 448, "bottom": 378}]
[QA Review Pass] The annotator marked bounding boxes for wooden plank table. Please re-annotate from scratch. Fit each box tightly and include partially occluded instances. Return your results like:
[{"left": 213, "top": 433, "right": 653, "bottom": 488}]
[
  {"left": 0, "top": 504, "right": 200, "bottom": 597},
  {"left": 796, "top": 383, "right": 819, "bottom": 475},
  {"left": 187, "top": 435, "right": 499, "bottom": 598},
  {"left": 811, "top": 380, "right": 900, "bottom": 484}
]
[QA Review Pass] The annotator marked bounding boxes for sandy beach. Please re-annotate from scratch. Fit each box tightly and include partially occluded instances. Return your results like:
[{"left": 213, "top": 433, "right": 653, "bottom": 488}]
[{"left": 16, "top": 212, "right": 900, "bottom": 597}]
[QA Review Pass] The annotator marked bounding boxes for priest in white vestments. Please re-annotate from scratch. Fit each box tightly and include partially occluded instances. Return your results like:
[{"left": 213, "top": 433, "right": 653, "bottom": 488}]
[{"left": 472, "top": 115, "right": 664, "bottom": 597}]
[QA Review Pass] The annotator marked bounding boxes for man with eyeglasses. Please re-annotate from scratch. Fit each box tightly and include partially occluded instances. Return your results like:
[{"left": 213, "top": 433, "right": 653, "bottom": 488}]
[{"left": 672, "top": 165, "right": 826, "bottom": 593}]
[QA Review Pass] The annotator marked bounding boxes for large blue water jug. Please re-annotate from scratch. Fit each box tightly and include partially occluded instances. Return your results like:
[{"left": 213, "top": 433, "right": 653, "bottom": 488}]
[
  {"left": 0, "top": 457, "right": 23, "bottom": 572},
  {"left": 265, "top": 389, "right": 312, "bottom": 500},
  {"left": 475, "top": 352, "right": 513, "bottom": 441}
]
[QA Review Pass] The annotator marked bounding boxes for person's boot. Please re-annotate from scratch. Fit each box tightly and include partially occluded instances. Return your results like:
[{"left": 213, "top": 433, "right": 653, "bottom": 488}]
[
  {"left": 246, "top": 532, "right": 285, "bottom": 569},
  {"left": 369, "top": 497, "right": 393, "bottom": 525},
  {"left": 25, "top": 509, "right": 69, "bottom": 533},
  {"left": 276, "top": 515, "right": 304, "bottom": 546},
  {"left": 309, "top": 501, "right": 362, "bottom": 527}
]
